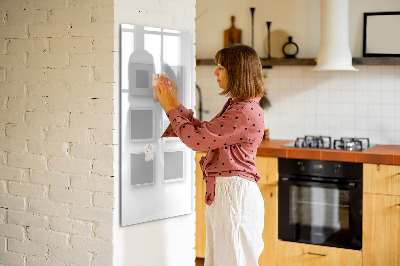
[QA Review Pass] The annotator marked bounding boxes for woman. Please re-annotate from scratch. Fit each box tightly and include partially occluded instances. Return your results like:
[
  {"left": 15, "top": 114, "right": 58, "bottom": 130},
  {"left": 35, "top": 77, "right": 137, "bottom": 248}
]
[{"left": 153, "top": 44, "right": 266, "bottom": 266}]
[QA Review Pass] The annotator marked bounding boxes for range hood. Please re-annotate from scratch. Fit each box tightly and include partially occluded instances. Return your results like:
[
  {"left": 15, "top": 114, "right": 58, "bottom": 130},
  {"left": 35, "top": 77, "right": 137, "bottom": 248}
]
[{"left": 314, "top": 0, "right": 358, "bottom": 71}]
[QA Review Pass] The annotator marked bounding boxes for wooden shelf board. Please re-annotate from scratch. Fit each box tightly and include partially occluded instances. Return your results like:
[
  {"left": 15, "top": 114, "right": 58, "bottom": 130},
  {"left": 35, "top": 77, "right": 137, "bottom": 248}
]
[{"left": 196, "top": 57, "right": 400, "bottom": 67}]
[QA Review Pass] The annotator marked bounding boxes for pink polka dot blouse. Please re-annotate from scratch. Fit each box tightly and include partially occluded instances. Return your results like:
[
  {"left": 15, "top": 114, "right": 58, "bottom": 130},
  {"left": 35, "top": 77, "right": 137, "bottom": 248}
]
[{"left": 161, "top": 97, "right": 265, "bottom": 205}]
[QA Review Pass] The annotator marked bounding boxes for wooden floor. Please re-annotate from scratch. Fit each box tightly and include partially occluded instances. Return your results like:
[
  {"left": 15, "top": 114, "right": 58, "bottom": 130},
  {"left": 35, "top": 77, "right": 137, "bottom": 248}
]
[{"left": 195, "top": 257, "right": 204, "bottom": 266}]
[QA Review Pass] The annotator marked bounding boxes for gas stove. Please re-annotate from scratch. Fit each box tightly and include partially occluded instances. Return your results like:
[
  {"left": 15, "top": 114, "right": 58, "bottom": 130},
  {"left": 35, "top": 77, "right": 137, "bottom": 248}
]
[{"left": 283, "top": 135, "right": 373, "bottom": 151}]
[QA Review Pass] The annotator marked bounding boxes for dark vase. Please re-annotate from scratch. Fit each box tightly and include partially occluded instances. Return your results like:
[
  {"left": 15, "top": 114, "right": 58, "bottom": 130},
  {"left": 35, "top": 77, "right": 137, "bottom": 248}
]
[{"left": 282, "top": 36, "right": 299, "bottom": 58}]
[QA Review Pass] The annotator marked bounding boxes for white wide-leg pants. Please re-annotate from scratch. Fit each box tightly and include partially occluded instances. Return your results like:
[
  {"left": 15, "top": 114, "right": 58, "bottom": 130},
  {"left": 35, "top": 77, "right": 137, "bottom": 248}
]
[{"left": 205, "top": 176, "right": 265, "bottom": 266}]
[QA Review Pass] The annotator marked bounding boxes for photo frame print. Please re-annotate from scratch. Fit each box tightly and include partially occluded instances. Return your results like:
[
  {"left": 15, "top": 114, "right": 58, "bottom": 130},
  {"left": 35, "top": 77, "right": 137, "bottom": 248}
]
[
  {"left": 363, "top": 11, "right": 400, "bottom": 57},
  {"left": 130, "top": 153, "right": 154, "bottom": 187},
  {"left": 163, "top": 149, "right": 185, "bottom": 183},
  {"left": 129, "top": 107, "right": 154, "bottom": 142}
]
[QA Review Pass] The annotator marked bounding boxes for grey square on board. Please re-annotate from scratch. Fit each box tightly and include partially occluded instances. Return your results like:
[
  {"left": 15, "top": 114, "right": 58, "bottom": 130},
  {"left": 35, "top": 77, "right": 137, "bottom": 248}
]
[
  {"left": 136, "top": 70, "right": 150, "bottom": 88},
  {"left": 130, "top": 109, "right": 153, "bottom": 141},
  {"left": 129, "top": 63, "right": 153, "bottom": 96},
  {"left": 131, "top": 153, "right": 154, "bottom": 186},
  {"left": 164, "top": 151, "right": 184, "bottom": 181}
]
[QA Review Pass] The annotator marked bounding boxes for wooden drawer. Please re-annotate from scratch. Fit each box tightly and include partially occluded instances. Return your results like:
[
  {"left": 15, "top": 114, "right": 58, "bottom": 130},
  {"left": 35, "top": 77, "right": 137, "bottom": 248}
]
[
  {"left": 277, "top": 241, "right": 362, "bottom": 266},
  {"left": 364, "top": 164, "right": 400, "bottom": 196}
]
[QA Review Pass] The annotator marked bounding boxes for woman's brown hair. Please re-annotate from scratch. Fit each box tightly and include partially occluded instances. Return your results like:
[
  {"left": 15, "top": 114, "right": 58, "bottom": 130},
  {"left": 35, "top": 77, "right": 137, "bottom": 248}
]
[{"left": 214, "top": 44, "right": 266, "bottom": 99}]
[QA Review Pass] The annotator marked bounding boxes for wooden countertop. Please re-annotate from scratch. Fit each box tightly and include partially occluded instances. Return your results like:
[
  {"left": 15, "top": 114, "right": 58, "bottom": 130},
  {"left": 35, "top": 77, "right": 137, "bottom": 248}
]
[{"left": 256, "top": 139, "right": 400, "bottom": 165}]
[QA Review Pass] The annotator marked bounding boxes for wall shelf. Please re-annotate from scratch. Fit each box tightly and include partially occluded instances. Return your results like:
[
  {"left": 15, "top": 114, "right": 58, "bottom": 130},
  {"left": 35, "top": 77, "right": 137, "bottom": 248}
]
[
  {"left": 352, "top": 57, "right": 400, "bottom": 65},
  {"left": 196, "top": 57, "right": 400, "bottom": 67}
]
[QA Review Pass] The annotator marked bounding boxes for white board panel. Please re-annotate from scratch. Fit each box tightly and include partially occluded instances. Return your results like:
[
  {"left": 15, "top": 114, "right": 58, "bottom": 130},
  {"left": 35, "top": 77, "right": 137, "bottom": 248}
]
[{"left": 120, "top": 24, "right": 193, "bottom": 226}]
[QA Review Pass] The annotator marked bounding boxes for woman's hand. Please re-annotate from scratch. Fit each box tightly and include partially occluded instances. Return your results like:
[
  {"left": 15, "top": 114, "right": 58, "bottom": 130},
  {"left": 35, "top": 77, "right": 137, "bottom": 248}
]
[
  {"left": 160, "top": 74, "right": 180, "bottom": 109},
  {"left": 153, "top": 77, "right": 175, "bottom": 113}
]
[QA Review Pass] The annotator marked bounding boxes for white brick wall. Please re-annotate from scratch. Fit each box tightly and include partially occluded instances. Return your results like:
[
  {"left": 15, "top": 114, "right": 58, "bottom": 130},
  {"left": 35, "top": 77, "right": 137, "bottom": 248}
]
[{"left": 0, "top": 0, "right": 114, "bottom": 265}]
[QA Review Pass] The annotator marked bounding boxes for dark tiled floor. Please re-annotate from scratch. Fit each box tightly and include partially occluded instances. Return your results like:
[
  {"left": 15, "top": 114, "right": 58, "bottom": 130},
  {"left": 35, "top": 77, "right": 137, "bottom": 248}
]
[{"left": 195, "top": 257, "right": 205, "bottom": 266}]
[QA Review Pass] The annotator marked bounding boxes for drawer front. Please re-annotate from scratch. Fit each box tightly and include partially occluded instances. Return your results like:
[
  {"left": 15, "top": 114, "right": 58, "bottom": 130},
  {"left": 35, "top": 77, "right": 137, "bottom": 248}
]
[
  {"left": 364, "top": 164, "right": 400, "bottom": 196},
  {"left": 277, "top": 241, "right": 362, "bottom": 266}
]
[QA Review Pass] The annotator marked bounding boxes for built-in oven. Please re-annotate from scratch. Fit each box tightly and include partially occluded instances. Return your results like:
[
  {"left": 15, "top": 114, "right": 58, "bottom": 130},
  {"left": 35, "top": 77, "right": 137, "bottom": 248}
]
[{"left": 278, "top": 158, "right": 363, "bottom": 250}]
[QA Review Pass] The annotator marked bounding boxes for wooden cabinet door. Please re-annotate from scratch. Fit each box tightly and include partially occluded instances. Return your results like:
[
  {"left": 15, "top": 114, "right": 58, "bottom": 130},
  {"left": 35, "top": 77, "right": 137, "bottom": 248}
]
[
  {"left": 195, "top": 152, "right": 207, "bottom": 258},
  {"left": 255, "top": 156, "right": 278, "bottom": 186},
  {"left": 363, "top": 193, "right": 400, "bottom": 266},
  {"left": 277, "top": 241, "right": 362, "bottom": 266},
  {"left": 364, "top": 164, "right": 400, "bottom": 196},
  {"left": 259, "top": 185, "right": 278, "bottom": 266}
]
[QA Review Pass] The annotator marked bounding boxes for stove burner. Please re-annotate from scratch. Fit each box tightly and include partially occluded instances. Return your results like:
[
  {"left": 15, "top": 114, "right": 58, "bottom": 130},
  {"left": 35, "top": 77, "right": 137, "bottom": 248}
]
[
  {"left": 333, "top": 137, "right": 370, "bottom": 151},
  {"left": 295, "top": 135, "right": 332, "bottom": 149},
  {"left": 286, "top": 136, "right": 372, "bottom": 151}
]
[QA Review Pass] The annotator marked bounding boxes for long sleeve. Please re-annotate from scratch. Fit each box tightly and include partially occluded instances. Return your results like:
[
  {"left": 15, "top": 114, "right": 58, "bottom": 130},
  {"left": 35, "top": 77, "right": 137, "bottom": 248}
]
[
  {"left": 165, "top": 105, "right": 249, "bottom": 152},
  {"left": 161, "top": 103, "right": 202, "bottom": 138}
]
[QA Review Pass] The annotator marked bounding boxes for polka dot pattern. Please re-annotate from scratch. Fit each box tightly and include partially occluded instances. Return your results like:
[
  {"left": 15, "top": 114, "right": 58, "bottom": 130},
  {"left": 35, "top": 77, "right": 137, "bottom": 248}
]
[{"left": 161, "top": 97, "right": 265, "bottom": 205}]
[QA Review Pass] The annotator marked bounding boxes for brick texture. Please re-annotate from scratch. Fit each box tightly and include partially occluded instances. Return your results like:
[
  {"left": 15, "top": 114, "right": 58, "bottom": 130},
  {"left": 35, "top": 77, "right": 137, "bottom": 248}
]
[
  {"left": 29, "top": 170, "right": 70, "bottom": 187},
  {"left": 7, "top": 238, "right": 47, "bottom": 256},
  {"left": 27, "top": 227, "right": 69, "bottom": 248},
  {"left": 28, "top": 199, "right": 69, "bottom": 217},
  {"left": 50, "top": 216, "right": 92, "bottom": 236},
  {"left": 8, "top": 210, "right": 50, "bottom": 229},
  {"left": 0, "top": 0, "right": 114, "bottom": 264}
]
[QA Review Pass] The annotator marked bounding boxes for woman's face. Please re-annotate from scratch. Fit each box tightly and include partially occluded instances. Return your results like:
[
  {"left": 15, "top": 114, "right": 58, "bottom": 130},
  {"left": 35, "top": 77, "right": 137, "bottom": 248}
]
[{"left": 214, "top": 64, "right": 228, "bottom": 89}]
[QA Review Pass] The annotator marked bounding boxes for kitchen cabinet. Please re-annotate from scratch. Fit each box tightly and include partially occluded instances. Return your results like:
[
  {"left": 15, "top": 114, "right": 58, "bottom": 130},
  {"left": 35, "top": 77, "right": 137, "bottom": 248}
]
[
  {"left": 195, "top": 154, "right": 279, "bottom": 266},
  {"left": 259, "top": 184, "right": 278, "bottom": 266},
  {"left": 276, "top": 241, "right": 362, "bottom": 266},
  {"left": 363, "top": 163, "right": 400, "bottom": 196},
  {"left": 254, "top": 156, "right": 278, "bottom": 186},
  {"left": 363, "top": 193, "right": 400, "bottom": 266},
  {"left": 196, "top": 156, "right": 400, "bottom": 265},
  {"left": 363, "top": 164, "right": 400, "bottom": 266},
  {"left": 256, "top": 156, "right": 278, "bottom": 266},
  {"left": 195, "top": 152, "right": 207, "bottom": 258}
]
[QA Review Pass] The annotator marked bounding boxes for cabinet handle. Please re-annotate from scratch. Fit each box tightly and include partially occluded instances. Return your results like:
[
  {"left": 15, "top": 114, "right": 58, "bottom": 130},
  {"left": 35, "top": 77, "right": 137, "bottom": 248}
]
[{"left": 307, "top": 252, "right": 328, "bottom": 256}]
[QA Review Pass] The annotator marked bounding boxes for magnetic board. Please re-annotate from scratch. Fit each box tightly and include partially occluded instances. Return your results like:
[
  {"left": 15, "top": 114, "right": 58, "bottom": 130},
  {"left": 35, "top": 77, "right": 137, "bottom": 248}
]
[{"left": 120, "top": 24, "right": 193, "bottom": 226}]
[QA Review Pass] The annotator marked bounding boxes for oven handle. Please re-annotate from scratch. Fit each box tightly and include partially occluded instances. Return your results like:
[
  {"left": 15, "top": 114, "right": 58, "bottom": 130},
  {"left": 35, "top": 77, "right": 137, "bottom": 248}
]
[{"left": 280, "top": 177, "right": 357, "bottom": 189}]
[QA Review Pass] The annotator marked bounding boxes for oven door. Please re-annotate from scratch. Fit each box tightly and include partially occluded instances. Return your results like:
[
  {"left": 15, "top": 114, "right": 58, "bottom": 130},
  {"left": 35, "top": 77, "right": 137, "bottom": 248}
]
[{"left": 278, "top": 176, "right": 362, "bottom": 250}]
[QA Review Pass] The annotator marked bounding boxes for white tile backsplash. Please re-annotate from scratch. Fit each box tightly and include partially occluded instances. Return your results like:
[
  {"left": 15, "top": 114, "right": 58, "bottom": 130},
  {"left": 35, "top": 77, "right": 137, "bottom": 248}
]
[
  {"left": 382, "top": 105, "right": 395, "bottom": 118},
  {"left": 367, "top": 91, "right": 381, "bottom": 105},
  {"left": 367, "top": 104, "right": 382, "bottom": 118},
  {"left": 195, "top": 65, "right": 400, "bottom": 144},
  {"left": 382, "top": 90, "right": 395, "bottom": 104}
]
